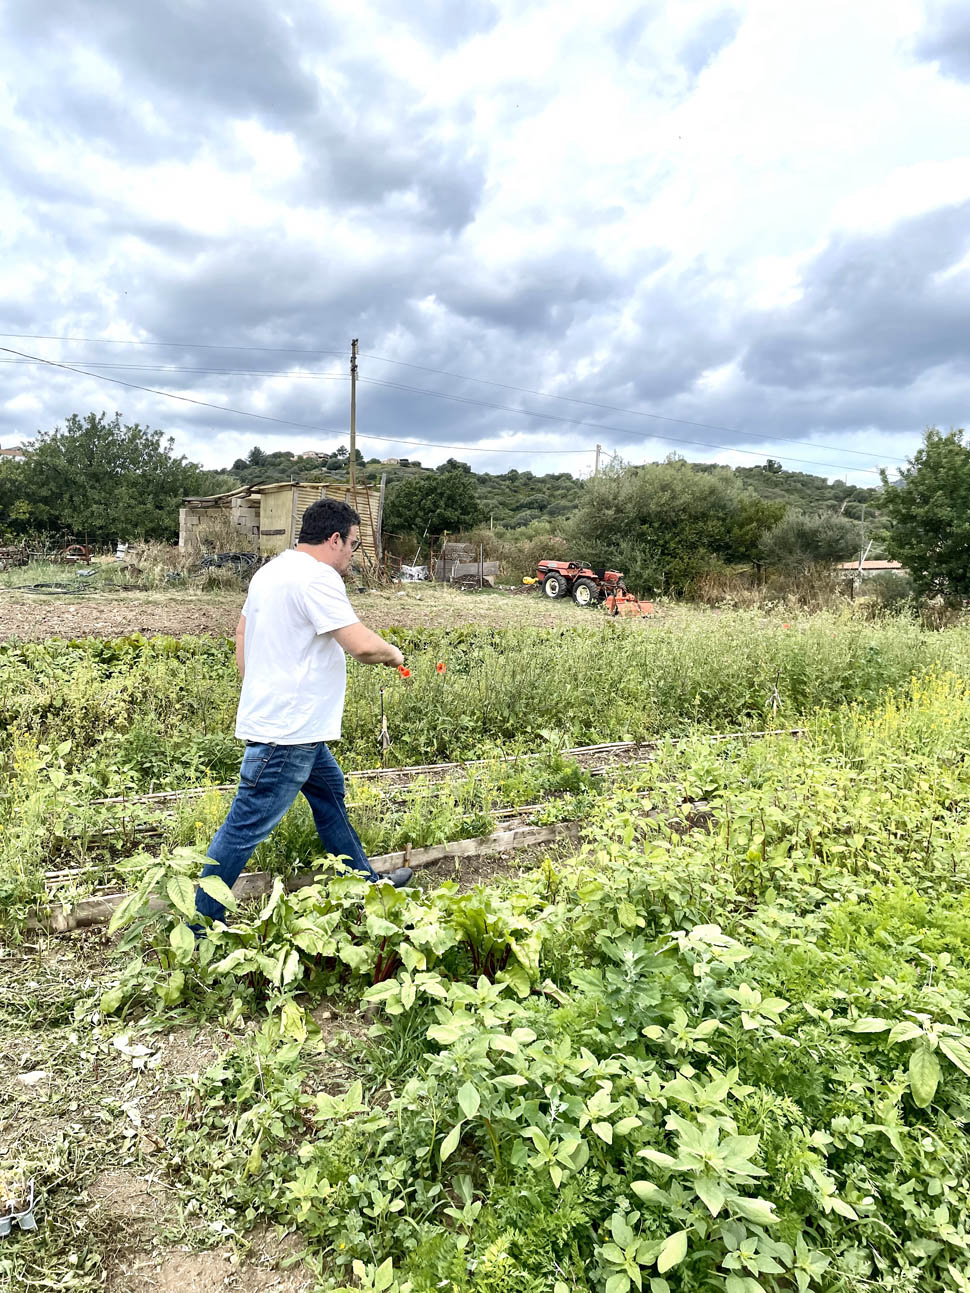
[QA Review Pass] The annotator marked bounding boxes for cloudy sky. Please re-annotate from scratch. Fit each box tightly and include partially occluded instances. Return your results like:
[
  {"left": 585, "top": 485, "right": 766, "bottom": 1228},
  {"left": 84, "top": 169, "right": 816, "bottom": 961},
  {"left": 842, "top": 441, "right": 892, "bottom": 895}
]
[{"left": 2, "top": 0, "right": 970, "bottom": 485}]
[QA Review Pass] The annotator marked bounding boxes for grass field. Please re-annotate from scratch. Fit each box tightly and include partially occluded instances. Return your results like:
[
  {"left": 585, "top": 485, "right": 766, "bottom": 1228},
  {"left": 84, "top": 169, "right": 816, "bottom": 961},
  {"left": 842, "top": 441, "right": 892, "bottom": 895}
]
[{"left": 4, "top": 597, "right": 970, "bottom": 1292}]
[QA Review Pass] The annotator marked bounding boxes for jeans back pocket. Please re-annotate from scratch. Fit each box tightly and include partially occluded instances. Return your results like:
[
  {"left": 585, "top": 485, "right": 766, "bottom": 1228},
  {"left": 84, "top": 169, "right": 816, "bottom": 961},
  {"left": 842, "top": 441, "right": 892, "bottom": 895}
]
[{"left": 240, "top": 743, "right": 275, "bottom": 788}]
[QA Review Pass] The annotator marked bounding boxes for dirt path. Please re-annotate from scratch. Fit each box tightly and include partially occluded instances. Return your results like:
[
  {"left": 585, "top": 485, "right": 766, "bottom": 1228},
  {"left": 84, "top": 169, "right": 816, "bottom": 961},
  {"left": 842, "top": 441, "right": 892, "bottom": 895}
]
[{"left": 0, "top": 835, "right": 552, "bottom": 1293}]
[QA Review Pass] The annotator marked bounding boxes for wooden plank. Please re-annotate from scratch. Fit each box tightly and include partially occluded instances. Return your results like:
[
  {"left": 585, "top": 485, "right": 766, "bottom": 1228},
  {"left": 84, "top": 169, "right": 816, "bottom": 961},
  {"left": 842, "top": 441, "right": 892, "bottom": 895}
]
[
  {"left": 257, "top": 490, "right": 292, "bottom": 556},
  {"left": 87, "top": 729, "right": 806, "bottom": 808},
  {"left": 39, "top": 821, "right": 581, "bottom": 934},
  {"left": 376, "top": 473, "right": 386, "bottom": 559}
]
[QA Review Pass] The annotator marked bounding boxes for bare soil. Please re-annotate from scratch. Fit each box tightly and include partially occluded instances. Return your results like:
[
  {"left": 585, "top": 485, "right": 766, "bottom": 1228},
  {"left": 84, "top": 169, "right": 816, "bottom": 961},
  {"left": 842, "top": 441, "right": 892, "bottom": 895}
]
[
  {"left": 107, "top": 1240, "right": 313, "bottom": 1293},
  {"left": 416, "top": 838, "right": 571, "bottom": 892},
  {"left": 0, "top": 583, "right": 661, "bottom": 641},
  {"left": 104, "top": 1214, "right": 312, "bottom": 1293},
  {"left": 87, "top": 1167, "right": 173, "bottom": 1227},
  {"left": 0, "top": 592, "right": 243, "bottom": 641}
]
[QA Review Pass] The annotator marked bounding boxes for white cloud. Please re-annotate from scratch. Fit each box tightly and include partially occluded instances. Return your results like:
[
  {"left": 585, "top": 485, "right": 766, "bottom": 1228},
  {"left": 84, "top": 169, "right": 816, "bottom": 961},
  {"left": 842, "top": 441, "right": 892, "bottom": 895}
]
[{"left": 0, "top": 0, "right": 969, "bottom": 491}]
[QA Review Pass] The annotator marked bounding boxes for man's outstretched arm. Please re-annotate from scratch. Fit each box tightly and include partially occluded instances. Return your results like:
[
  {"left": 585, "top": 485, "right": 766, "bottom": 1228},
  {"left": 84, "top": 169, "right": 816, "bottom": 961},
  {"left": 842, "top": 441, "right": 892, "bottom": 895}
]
[{"left": 332, "top": 622, "right": 404, "bottom": 667}]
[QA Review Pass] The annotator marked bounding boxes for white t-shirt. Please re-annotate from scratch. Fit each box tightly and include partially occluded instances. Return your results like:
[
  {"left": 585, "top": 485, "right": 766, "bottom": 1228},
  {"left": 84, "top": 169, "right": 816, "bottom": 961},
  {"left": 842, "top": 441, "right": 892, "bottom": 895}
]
[{"left": 235, "top": 550, "right": 359, "bottom": 743}]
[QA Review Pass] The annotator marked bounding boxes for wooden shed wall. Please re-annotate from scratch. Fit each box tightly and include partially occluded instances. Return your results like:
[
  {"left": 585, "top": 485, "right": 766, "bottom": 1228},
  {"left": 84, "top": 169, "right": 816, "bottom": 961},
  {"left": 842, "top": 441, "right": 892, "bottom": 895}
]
[
  {"left": 258, "top": 491, "right": 292, "bottom": 555},
  {"left": 261, "top": 482, "right": 381, "bottom": 566},
  {"left": 182, "top": 480, "right": 383, "bottom": 568}
]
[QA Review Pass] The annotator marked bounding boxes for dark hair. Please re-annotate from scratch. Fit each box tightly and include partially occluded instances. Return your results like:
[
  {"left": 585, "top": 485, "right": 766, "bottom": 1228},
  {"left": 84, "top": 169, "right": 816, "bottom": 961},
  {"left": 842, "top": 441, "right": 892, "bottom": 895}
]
[{"left": 298, "top": 498, "right": 360, "bottom": 545}]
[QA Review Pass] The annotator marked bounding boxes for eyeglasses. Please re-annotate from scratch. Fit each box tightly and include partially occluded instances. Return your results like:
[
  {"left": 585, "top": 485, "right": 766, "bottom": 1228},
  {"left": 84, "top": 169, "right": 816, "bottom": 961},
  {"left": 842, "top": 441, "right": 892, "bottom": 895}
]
[{"left": 349, "top": 538, "right": 361, "bottom": 552}]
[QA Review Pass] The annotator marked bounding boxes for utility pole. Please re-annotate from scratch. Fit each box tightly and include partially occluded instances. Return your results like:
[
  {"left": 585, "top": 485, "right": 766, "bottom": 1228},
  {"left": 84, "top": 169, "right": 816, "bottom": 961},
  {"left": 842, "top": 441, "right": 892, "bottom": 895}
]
[
  {"left": 349, "top": 338, "right": 358, "bottom": 496},
  {"left": 594, "top": 443, "right": 601, "bottom": 476},
  {"left": 857, "top": 504, "right": 868, "bottom": 580}
]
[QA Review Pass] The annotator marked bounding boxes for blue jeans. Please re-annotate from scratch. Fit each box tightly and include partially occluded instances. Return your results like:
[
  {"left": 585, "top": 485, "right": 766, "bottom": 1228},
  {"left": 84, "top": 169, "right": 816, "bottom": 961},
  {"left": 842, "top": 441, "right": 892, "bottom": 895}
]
[{"left": 194, "top": 741, "right": 376, "bottom": 923}]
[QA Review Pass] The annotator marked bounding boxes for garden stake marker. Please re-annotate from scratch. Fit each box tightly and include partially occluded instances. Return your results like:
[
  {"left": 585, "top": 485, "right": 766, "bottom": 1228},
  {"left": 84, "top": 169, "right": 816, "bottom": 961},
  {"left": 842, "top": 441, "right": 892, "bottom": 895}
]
[
  {"left": 766, "top": 668, "right": 782, "bottom": 717},
  {"left": 379, "top": 687, "right": 391, "bottom": 766}
]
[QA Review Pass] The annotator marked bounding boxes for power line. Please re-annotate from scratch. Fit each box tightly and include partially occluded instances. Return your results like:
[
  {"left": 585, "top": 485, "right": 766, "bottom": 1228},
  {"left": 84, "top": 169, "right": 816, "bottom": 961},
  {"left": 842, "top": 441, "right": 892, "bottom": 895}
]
[
  {"left": 0, "top": 342, "right": 888, "bottom": 477},
  {"left": 360, "top": 350, "right": 901, "bottom": 466},
  {"left": 0, "top": 349, "right": 902, "bottom": 471},
  {"left": 0, "top": 332, "right": 346, "bottom": 357},
  {"left": 359, "top": 376, "right": 885, "bottom": 476},
  {"left": 3, "top": 343, "right": 885, "bottom": 476},
  {"left": 0, "top": 328, "right": 907, "bottom": 467},
  {"left": 0, "top": 345, "right": 592, "bottom": 455},
  {"left": 0, "top": 357, "right": 347, "bottom": 381}
]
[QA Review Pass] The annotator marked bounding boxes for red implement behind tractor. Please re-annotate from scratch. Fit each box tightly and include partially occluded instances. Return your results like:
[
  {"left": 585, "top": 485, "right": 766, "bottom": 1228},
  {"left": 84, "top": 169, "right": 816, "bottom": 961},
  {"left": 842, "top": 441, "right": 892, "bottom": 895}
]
[{"left": 535, "top": 559, "right": 653, "bottom": 616}]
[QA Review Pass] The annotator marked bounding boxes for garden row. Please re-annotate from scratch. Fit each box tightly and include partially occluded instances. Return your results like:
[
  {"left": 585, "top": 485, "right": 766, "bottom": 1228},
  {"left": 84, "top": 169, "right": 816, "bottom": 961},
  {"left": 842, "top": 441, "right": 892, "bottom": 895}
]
[
  {"left": 33, "top": 751, "right": 600, "bottom": 926},
  {"left": 7, "top": 670, "right": 970, "bottom": 1290},
  {"left": 5, "top": 609, "right": 970, "bottom": 934},
  {"left": 2, "top": 611, "right": 964, "bottom": 790}
]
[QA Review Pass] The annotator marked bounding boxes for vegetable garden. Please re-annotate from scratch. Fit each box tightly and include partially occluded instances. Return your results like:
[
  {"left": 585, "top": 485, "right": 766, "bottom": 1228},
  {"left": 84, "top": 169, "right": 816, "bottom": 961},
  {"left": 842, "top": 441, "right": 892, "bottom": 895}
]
[{"left": 5, "top": 607, "right": 970, "bottom": 1292}]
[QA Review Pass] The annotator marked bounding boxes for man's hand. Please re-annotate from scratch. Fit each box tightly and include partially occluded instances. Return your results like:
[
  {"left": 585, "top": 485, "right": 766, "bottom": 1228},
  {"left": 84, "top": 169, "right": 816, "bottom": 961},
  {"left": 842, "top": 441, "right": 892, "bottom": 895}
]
[{"left": 333, "top": 622, "right": 404, "bottom": 667}]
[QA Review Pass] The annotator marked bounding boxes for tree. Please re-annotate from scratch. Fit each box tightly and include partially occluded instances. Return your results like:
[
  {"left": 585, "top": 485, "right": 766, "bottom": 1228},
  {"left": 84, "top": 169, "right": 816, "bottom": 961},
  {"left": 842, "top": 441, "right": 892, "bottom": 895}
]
[
  {"left": 568, "top": 458, "right": 784, "bottom": 594},
  {"left": 383, "top": 468, "right": 483, "bottom": 537},
  {"left": 8, "top": 412, "right": 206, "bottom": 542},
  {"left": 196, "top": 470, "right": 240, "bottom": 497},
  {"left": 0, "top": 459, "right": 31, "bottom": 540},
  {"left": 759, "top": 510, "right": 859, "bottom": 573},
  {"left": 880, "top": 427, "right": 970, "bottom": 599}
]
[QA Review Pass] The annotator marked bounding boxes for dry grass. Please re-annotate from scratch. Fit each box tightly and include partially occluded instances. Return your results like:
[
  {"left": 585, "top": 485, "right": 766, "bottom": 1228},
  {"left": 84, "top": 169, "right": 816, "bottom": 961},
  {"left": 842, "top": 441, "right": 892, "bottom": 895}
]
[
  {"left": 457, "top": 529, "right": 572, "bottom": 583},
  {"left": 124, "top": 540, "right": 196, "bottom": 583},
  {"left": 182, "top": 513, "right": 259, "bottom": 559},
  {"left": 690, "top": 567, "right": 857, "bottom": 611}
]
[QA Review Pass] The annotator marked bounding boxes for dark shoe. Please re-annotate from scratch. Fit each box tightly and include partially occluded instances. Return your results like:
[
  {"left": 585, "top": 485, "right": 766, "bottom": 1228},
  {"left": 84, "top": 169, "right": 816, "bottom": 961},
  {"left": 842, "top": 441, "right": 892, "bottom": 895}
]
[{"left": 383, "top": 867, "right": 414, "bottom": 888}]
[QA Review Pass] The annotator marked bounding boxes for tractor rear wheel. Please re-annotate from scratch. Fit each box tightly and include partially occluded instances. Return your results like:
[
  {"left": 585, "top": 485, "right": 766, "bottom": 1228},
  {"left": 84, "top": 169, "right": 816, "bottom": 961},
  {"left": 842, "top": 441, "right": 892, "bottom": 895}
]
[
  {"left": 572, "top": 577, "right": 599, "bottom": 606},
  {"left": 542, "top": 572, "right": 568, "bottom": 599}
]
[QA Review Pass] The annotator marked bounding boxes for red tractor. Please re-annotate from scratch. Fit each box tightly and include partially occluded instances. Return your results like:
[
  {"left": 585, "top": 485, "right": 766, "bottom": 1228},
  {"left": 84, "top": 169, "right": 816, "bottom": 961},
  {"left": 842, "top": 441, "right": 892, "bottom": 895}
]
[
  {"left": 536, "top": 559, "right": 626, "bottom": 606},
  {"left": 535, "top": 559, "right": 655, "bottom": 616}
]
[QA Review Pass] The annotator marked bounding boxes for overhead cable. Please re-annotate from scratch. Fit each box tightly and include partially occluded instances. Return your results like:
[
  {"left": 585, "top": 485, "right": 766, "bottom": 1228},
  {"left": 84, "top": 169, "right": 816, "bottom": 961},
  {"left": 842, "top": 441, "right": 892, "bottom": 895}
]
[
  {"left": 359, "top": 376, "right": 884, "bottom": 476},
  {"left": 0, "top": 345, "right": 591, "bottom": 455},
  {"left": 0, "top": 332, "right": 347, "bottom": 357},
  {"left": 0, "top": 328, "right": 904, "bottom": 468},
  {"left": 0, "top": 357, "right": 347, "bottom": 381},
  {"left": 359, "top": 350, "right": 898, "bottom": 465},
  {"left": 3, "top": 346, "right": 887, "bottom": 476}
]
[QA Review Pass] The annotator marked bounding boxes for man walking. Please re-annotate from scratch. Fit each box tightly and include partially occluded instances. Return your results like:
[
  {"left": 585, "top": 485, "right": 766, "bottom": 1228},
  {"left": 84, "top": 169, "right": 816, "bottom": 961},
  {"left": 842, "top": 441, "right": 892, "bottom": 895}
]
[{"left": 194, "top": 497, "right": 412, "bottom": 926}]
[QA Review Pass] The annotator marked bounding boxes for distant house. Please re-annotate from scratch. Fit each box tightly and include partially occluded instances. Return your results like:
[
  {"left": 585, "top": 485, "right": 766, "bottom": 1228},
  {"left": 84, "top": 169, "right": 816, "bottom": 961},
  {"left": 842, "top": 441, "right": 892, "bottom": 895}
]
[
  {"left": 381, "top": 457, "right": 401, "bottom": 466},
  {"left": 835, "top": 559, "right": 907, "bottom": 578},
  {"left": 0, "top": 445, "right": 27, "bottom": 461},
  {"left": 297, "top": 450, "right": 324, "bottom": 459}
]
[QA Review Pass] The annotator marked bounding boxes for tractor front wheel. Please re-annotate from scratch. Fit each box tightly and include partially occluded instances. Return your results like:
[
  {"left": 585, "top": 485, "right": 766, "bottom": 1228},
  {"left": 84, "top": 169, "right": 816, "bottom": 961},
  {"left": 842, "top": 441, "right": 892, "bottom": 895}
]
[
  {"left": 572, "top": 577, "right": 599, "bottom": 607},
  {"left": 542, "top": 572, "right": 568, "bottom": 599}
]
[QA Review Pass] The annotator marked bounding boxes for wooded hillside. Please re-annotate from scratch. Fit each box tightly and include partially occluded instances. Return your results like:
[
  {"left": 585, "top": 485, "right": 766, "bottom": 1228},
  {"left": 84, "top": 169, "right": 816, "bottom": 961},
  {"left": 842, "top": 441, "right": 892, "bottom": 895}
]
[{"left": 211, "top": 447, "right": 884, "bottom": 535}]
